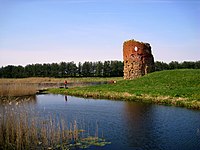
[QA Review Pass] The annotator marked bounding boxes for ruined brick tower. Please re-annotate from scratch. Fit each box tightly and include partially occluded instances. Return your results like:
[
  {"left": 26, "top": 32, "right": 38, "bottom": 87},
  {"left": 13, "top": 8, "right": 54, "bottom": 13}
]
[{"left": 123, "top": 39, "right": 155, "bottom": 79}]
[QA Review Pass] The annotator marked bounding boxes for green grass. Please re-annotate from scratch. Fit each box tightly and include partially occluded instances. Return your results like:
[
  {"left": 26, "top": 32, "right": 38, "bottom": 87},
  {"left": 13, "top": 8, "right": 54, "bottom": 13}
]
[{"left": 48, "top": 69, "right": 200, "bottom": 109}]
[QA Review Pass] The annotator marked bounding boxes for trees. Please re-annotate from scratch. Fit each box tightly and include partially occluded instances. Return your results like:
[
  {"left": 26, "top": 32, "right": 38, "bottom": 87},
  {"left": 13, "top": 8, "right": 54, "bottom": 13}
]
[
  {"left": 59, "top": 62, "right": 67, "bottom": 77},
  {"left": 82, "top": 62, "right": 91, "bottom": 77},
  {"left": 34, "top": 64, "right": 44, "bottom": 77},
  {"left": 0, "top": 60, "right": 199, "bottom": 78},
  {"left": 66, "top": 62, "right": 77, "bottom": 77},
  {"left": 25, "top": 65, "right": 35, "bottom": 77},
  {"left": 195, "top": 61, "right": 200, "bottom": 69},
  {"left": 103, "top": 61, "right": 111, "bottom": 77},
  {"left": 43, "top": 63, "right": 51, "bottom": 77},
  {"left": 50, "top": 63, "right": 59, "bottom": 77},
  {"left": 13, "top": 65, "right": 25, "bottom": 78},
  {"left": 181, "top": 61, "right": 196, "bottom": 69},
  {"left": 155, "top": 61, "right": 200, "bottom": 71},
  {"left": 0, "top": 65, "right": 25, "bottom": 78},
  {"left": 77, "top": 62, "right": 82, "bottom": 77},
  {"left": 96, "top": 61, "right": 103, "bottom": 77},
  {"left": 169, "top": 61, "right": 180, "bottom": 69},
  {"left": 110, "top": 61, "right": 123, "bottom": 77},
  {"left": 155, "top": 61, "right": 169, "bottom": 71}
]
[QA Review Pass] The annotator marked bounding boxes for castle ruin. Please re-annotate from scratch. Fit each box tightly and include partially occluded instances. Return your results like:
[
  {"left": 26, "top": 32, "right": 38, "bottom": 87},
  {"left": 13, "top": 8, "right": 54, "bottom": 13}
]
[{"left": 123, "top": 39, "right": 155, "bottom": 79}]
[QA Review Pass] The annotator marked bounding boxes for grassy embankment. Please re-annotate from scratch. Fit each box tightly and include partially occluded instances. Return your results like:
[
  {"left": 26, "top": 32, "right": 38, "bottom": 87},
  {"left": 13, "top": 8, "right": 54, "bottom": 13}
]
[{"left": 49, "top": 69, "right": 200, "bottom": 109}]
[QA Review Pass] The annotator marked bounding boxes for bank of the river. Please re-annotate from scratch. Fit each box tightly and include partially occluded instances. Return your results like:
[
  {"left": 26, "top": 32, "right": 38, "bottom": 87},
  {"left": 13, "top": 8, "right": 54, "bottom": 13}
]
[
  {"left": 49, "top": 69, "right": 200, "bottom": 110},
  {"left": 0, "top": 77, "right": 123, "bottom": 84},
  {"left": 0, "top": 77, "right": 122, "bottom": 97}
]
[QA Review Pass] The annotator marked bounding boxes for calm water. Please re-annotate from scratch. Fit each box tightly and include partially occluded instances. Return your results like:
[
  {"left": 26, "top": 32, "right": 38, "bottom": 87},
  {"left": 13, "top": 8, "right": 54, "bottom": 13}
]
[{"left": 1, "top": 94, "right": 200, "bottom": 150}]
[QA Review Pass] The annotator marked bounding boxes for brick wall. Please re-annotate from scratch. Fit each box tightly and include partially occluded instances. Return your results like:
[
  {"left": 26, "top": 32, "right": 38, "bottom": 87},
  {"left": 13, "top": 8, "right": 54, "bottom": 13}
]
[{"left": 123, "top": 39, "right": 155, "bottom": 79}]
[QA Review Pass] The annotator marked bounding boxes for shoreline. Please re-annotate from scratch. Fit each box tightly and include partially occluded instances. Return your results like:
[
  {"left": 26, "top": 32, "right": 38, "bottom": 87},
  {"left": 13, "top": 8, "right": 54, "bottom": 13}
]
[
  {"left": 1, "top": 69, "right": 200, "bottom": 110},
  {"left": 48, "top": 88, "right": 200, "bottom": 110}
]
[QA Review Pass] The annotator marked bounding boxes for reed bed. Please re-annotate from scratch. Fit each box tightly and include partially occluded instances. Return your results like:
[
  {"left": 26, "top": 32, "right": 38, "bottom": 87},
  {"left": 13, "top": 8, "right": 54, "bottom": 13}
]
[
  {"left": 0, "top": 103, "right": 110, "bottom": 150},
  {"left": 0, "top": 77, "right": 122, "bottom": 84},
  {"left": 0, "top": 84, "right": 37, "bottom": 97}
]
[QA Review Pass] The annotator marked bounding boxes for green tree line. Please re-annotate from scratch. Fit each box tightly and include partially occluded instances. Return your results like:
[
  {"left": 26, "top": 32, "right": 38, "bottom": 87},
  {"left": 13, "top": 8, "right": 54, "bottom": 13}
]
[
  {"left": 0, "top": 60, "right": 199, "bottom": 78},
  {"left": 154, "top": 61, "right": 200, "bottom": 71},
  {"left": 0, "top": 61, "right": 123, "bottom": 78}
]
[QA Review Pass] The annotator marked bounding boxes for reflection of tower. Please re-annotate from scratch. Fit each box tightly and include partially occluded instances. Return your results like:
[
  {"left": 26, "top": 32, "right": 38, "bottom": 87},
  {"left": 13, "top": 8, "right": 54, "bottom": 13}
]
[
  {"left": 123, "top": 103, "right": 160, "bottom": 149},
  {"left": 123, "top": 39, "right": 155, "bottom": 79}
]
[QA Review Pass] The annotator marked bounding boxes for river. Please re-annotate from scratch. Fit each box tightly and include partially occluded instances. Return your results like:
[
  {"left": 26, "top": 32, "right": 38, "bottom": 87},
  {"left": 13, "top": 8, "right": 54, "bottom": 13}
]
[{"left": 1, "top": 94, "right": 200, "bottom": 150}]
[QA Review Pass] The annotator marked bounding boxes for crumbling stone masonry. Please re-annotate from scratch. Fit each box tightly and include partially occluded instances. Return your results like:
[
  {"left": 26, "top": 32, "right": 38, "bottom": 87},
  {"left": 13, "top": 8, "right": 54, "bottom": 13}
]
[{"left": 123, "top": 39, "right": 155, "bottom": 79}]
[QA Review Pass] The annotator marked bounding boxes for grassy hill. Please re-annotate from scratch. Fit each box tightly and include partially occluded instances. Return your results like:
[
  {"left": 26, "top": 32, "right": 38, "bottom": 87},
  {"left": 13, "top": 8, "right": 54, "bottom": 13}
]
[{"left": 49, "top": 69, "right": 200, "bottom": 109}]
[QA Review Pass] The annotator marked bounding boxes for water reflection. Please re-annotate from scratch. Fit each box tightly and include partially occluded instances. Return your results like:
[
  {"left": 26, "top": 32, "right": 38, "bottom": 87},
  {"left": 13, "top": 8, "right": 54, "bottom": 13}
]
[
  {"left": 123, "top": 102, "right": 163, "bottom": 149},
  {"left": 65, "top": 95, "right": 68, "bottom": 101},
  {"left": 0, "top": 95, "right": 37, "bottom": 106},
  {"left": 1, "top": 94, "right": 200, "bottom": 150},
  {"left": 123, "top": 102, "right": 200, "bottom": 150},
  {"left": 0, "top": 95, "right": 37, "bottom": 123}
]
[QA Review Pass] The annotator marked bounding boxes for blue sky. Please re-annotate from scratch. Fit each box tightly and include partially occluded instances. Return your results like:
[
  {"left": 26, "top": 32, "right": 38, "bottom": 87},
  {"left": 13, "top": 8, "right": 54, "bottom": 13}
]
[{"left": 0, "top": 0, "right": 199, "bottom": 66}]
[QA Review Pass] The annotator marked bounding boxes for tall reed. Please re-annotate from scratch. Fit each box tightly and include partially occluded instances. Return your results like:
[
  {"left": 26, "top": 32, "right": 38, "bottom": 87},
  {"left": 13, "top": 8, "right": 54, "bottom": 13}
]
[
  {"left": 0, "top": 103, "right": 110, "bottom": 149},
  {"left": 0, "top": 83, "right": 36, "bottom": 97},
  {"left": 0, "top": 106, "right": 80, "bottom": 149},
  {"left": 0, "top": 77, "right": 122, "bottom": 84}
]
